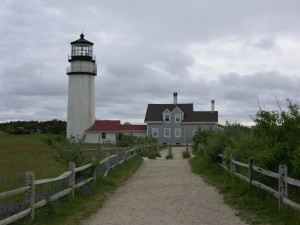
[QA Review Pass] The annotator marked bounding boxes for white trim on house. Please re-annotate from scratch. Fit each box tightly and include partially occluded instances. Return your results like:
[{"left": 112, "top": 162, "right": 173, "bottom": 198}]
[
  {"left": 172, "top": 106, "right": 184, "bottom": 114},
  {"left": 164, "top": 128, "right": 170, "bottom": 137},
  {"left": 175, "top": 114, "right": 182, "bottom": 123},
  {"left": 152, "top": 128, "right": 159, "bottom": 137},
  {"left": 163, "top": 113, "right": 170, "bottom": 123},
  {"left": 175, "top": 128, "right": 181, "bottom": 137}
]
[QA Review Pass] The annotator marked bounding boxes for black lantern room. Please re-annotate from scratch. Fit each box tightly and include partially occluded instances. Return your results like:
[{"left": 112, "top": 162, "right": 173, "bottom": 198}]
[{"left": 68, "top": 33, "right": 95, "bottom": 62}]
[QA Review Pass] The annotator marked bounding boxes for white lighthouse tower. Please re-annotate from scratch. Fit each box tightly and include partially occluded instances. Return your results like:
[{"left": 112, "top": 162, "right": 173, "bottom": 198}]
[{"left": 66, "top": 33, "right": 97, "bottom": 139}]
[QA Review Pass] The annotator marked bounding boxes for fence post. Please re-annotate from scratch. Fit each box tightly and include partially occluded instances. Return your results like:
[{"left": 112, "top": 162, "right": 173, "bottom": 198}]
[
  {"left": 25, "top": 172, "right": 35, "bottom": 221},
  {"left": 68, "top": 162, "right": 75, "bottom": 198},
  {"left": 106, "top": 155, "right": 110, "bottom": 175},
  {"left": 156, "top": 143, "right": 159, "bottom": 152},
  {"left": 222, "top": 150, "right": 226, "bottom": 169},
  {"left": 249, "top": 157, "right": 255, "bottom": 187},
  {"left": 116, "top": 150, "right": 119, "bottom": 166},
  {"left": 279, "top": 164, "right": 288, "bottom": 210},
  {"left": 91, "top": 156, "right": 97, "bottom": 183},
  {"left": 186, "top": 143, "right": 189, "bottom": 153},
  {"left": 168, "top": 143, "right": 172, "bottom": 156},
  {"left": 230, "top": 154, "right": 236, "bottom": 177}
]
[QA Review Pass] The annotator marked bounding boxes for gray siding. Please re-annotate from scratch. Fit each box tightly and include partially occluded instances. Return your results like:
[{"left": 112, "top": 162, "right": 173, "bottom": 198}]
[{"left": 147, "top": 106, "right": 217, "bottom": 144}]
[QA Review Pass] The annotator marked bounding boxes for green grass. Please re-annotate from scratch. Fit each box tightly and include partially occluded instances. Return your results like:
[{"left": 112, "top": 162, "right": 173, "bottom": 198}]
[
  {"left": 0, "top": 134, "right": 67, "bottom": 192},
  {"left": 189, "top": 151, "right": 300, "bottom": 225},
  {"left": 165, "top": 153, "right": 173, "bottom": 159},
  {"left": 17, "top": 155, "right": 143, "bottom": 225},
  {"left": 0, "top": 134, "right": 144, "bottom": 224},
  {"left": 182, "top": 150, "right": 191, "bottom": 159}
]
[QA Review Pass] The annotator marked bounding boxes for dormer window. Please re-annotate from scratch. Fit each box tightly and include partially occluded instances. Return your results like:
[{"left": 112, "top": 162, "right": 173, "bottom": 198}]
[
  {"left": 175, "top": 114, "right": 182, "bottom": 123},
  {"left": 164, "top": 113, "right": 170, "bottom": 123}
]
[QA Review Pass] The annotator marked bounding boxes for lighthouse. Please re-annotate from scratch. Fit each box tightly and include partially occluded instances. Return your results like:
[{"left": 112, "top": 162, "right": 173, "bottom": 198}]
[{"left": 66, "top": 33, "right": 97, "bottom": 139}]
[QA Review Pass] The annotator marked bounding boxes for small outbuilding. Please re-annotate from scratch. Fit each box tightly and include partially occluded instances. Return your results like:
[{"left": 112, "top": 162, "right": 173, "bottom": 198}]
[{"left": 85, "top": 120, "right": 147, "bottom": 144}]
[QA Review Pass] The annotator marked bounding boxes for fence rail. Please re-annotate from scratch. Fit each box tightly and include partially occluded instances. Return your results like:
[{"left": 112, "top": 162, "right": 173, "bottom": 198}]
[
  {"left": 218, "top": 153, "right": 300, "bottom": 212},
  {"left": 0, "top": 144, "right": 158, "bottom": 225}
]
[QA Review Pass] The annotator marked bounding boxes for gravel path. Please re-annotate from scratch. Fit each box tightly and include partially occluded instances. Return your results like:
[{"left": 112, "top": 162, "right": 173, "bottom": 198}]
[{"left": 83, "top": 147, "right": 247, "bottom": 225}]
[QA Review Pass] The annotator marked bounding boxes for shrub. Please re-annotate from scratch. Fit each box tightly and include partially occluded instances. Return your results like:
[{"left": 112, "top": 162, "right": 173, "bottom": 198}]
[
  {"left": 45, "top": 135, "right": 89, "bottom": 166},
  {"left": 165, "top": 153, "right": 173, "bottom": 159},
  {"left": 182, "top": 150, "right": 191, "bottom": 158}
]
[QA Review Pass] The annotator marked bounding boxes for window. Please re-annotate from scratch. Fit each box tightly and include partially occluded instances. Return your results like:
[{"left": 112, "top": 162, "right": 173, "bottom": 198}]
[
  {"left": 164, "top": 128, "right": 170, "bottom": 137},
  {"left": 175, "top": 128, "right": 181, "bottom": 137},
  {"left": 164, "top": 113, "right": 170, "bottom": 123},
  {"left": 175, "top": 114, "right": 182, "bottom": 123},
  {"left": 101, "top": 133, "right": 106, "bottom": 139},
  {"left": 152, "top": 128, "right": 159, "bottom": 137},
  {"left": 193, "top": 130, "right": 197, "bottom": 135}
]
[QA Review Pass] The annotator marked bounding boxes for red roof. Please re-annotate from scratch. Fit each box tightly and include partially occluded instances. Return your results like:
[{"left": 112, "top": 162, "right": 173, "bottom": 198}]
[
  {"left": 119, "top": 125, "right": 147, "bottom": 131},
  {"left": 86, "top": 120, "right": 147, "bottom": 132},
  {"left": 86, "top": 120, "right": 121, "bottom": 132}
]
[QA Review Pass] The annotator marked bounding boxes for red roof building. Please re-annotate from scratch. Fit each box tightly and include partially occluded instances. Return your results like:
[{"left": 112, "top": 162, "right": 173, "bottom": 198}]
[{"left": 85, "top": 120, "right": 147, "bottom": 144}]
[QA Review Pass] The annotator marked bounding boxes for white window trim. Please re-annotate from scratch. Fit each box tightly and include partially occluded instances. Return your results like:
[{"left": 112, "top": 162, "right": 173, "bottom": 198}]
[
  {"left": 164, "top": 128, "right": 170, "bottom": 137},
  {"left": 193, "top": 130, "right": 198, "bottom": 135},
  {"left": 175, "top": 128, "right": 181, "bottom": 137},
  {"left": 152, "top": 128, "right": 159, "bottom": 137},
  {"left": 164, "top": 113, "right": 170, "bottom": 123},
  {"left": 175, "top": 114, "right": 182, "bottom": 123}
]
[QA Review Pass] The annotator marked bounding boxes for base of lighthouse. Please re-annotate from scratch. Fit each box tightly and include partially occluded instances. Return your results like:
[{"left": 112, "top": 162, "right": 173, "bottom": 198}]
[{"left": 67, "top": 75, "right": 95, "bottom": 139}]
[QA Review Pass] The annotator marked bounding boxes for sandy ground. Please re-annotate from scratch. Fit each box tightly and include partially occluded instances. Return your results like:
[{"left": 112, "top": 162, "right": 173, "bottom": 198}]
[{"left": 83, "top": 147, "right": 247, "bottom": 225}]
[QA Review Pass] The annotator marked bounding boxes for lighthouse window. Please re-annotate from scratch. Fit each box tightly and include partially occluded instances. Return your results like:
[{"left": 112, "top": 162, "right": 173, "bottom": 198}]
[{"left": 72, "top": 45, "right": 93, "bottom": 57}]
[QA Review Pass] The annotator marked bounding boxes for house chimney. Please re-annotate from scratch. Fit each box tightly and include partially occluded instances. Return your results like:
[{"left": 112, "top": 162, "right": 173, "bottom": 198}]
[
  {"left": 211, "top": 100, "right": 215, "bottom": 112},
  {"left": 173, "top": 92, "right": 178, "bottom": 105}
]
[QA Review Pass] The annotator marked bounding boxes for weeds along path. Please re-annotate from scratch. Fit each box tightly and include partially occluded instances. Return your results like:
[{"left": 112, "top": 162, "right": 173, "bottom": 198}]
[{"left": 83, "top": 147, "right": 246, "bottom": 225}]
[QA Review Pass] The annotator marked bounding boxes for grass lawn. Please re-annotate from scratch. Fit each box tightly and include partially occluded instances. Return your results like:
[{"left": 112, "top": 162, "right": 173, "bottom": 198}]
[
  {"left": 0, "top": 134, "right": 144, "bottom": 224},
  {"left": 0, "top": 134, "right": 67, "bottom": 193}
]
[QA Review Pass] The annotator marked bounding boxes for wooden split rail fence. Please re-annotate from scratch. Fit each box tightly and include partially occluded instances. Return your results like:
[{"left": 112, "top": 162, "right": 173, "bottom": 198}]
[
  {"left": 218, "top": 153, "right": 300, "bottom": 211},
  {"left": 0, "top": 144, "right": 157, "bottom": 225}
]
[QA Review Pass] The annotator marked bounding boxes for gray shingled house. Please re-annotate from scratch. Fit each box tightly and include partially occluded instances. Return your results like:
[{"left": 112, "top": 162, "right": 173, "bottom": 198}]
[{"left": 144, "top": 93, "right": 218, "bottom": 144}]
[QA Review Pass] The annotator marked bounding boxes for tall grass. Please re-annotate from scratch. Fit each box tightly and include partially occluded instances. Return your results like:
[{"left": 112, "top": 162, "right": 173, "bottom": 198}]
[
  {"left": 18, "top": 155, "right": 143, "bottom": 225},
  {"left": 0, "top": 134, "right": 67, "bottom": 193}
]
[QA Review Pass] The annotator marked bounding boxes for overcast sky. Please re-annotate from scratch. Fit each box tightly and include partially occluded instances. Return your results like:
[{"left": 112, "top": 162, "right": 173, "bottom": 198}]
[{"left": 1, "top": 0, "right": 300, "bottom": 125}]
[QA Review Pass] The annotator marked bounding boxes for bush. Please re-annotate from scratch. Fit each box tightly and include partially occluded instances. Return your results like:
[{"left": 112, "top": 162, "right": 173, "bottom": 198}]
[
  {"left": 182, "top": 150, "right": 191, "bottom": 159},
  {"left": 192, "top": 128, "right": 212, "bottom": 150},
  {"left": 45, "top": 135, "right": 89, "bottom": 166}
]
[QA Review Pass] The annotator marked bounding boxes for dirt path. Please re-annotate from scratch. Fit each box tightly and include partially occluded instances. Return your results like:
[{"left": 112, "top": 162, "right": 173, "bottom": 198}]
[{"left": 83, "top": 147, "right": 247, "bottom": 225}]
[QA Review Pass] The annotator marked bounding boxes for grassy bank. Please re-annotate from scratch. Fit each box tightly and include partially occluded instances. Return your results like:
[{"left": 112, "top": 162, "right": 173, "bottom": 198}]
[
  {"left": 189, "top": 151, "right": 300, "bottom": 225},
  {"left": 16, "top": 155, "right": 143, "bottom": 225},
  {"left": 0, "top": 134, "right": 67, "bottom": 192}
]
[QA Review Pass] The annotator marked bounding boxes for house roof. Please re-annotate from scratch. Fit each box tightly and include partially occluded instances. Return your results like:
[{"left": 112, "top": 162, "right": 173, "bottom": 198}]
[
  {"left": 144, "top": 103, "right": 218, "bottom": 123},
  {"left": 119, "top": 125, "right": 147, "bottom": 131},
  {"left": 85, "top": 120, "right": 147, "bottom": 132},
  {"left": 85, "top": 120, "right": 121, "bottom": 132}
]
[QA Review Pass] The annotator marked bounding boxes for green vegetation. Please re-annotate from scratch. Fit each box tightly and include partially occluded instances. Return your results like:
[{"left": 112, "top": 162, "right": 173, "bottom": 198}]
[
  {"left": 182, "top": 150, "right": 191, "bottom": 159},
  {"left": 17, "top": 155, "right": 143, "bottom": 225},
  {"left": 165, "top": 152, "right": 173, "bottom": 159},
  {"left": 0, "top": 134, "right": 143, "bottom": 224},
  {"left": 44, "top": 135, "right": 93, "bottom": 166},
  {"left": 191, "top": 99, "right": 300, "bottom": 224},
  {"left": 0, "top": 120, "right": 66, "bottom": 134},
  {"left": 0, "top": 134, "right": 67, "bottom": 193},
  {"left": 141, "top": 150, "right": 161, "bottom": 159},
  {"left": 117, "top": 134, "right": 157, "bottom": 148},
  {"left": 189, "top": 152, "right": 300, "bottom": 225}
]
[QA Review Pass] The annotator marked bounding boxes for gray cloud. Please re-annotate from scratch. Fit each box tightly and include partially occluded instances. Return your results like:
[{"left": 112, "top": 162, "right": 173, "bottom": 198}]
[{"left": 1, "top": 0, "right": 300, "bottom": 125}]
